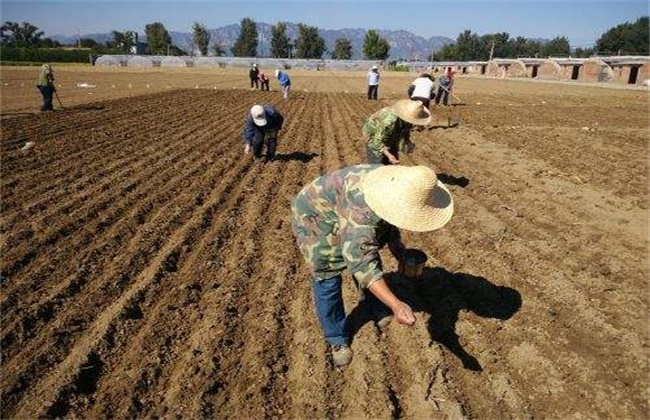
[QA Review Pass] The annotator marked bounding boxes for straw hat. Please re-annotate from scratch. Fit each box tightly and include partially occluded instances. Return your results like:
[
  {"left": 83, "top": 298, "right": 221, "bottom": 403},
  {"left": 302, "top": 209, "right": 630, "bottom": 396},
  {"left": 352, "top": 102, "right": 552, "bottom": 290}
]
[
  {"left": 389, "top": 99, "right": 431, "bottom": 126},
  {"left": 250, "top": 105, "right": 267, "bottom": 126},
  {"left": 362, "top": 165, "right": 453, "bottom": 232}
]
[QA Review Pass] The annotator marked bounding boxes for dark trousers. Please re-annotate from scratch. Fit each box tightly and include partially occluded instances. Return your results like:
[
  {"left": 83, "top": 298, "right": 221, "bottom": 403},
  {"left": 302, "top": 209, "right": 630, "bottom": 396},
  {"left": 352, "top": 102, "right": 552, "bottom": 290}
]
[
  {"left": 260, "top": 80, "right": 269, "bottom": 91},
  {"left": 411, "top": 96, "right": 431, "bottom": 109},
  {"left": 37, "top": 85, "right": 54, "bottom": 111},
  {"left": 252, "top": 130, "right": 278, "bottom": 160},
  {"left": 435, "top": 86, "right": 450, "bottom": 105},
  {"left": 367, "top": 84, "right": 378, "bottom": 100},
  {"left": 250, "top": 78, "right": 259, "bottom": 89}
]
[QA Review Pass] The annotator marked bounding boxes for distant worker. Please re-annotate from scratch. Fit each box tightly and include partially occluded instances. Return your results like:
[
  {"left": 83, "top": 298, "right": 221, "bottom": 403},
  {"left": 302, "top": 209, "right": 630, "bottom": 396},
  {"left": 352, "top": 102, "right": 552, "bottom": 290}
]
[
  {"left": 367, "top": 65, "right": 380, "bottom": 100},
  {"left": 291, "top": 164, "right": 454, "bottom": 367},
  {"left": 362, "top": 99, "right": 431, "bottom": 165},
  {"left": 36, "top": 63, "right": 56, "bottom": 112},
  {"left": 435, "top": 67, "right": 456, "bottom": 106},
  {"left": 242, "top": 104, "right": 284, "bottom": 163},
  {"left": 259, "top": 72, "right": 270, "bottom": 91},
  {"left": 407, "top": 73, "right": 436, "bottom": 109},
  {"left": 275, "top": 69, "right": 291, "bottom": 99},
  {"left": 249, "top": 63, "right": 260, "bottom": 90}
]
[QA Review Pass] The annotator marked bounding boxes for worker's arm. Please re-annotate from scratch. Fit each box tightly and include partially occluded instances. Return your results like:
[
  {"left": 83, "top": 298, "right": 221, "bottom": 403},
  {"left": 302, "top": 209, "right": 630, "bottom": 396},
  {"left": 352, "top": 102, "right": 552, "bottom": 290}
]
[{"left": 368, "top": 279, "right": 415, "bottom": 325}]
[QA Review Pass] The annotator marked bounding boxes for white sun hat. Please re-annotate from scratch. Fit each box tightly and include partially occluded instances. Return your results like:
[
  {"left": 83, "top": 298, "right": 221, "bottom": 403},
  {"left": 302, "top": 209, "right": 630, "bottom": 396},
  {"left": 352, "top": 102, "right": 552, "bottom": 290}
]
[
  {"left": 362, "top": 165, "right": 453, "bottom": 232},
  {"left": 274, "top": 69, "right": 280, "bottom": 77},
  {"left": 389, "top": 99, "right": 431, "bottom": 126},
  {"left": 371, "top": 65, "right": 378, "bottom": 70},
  {"left": 250, "top": 105, "right": 267, "bottom": 126}
]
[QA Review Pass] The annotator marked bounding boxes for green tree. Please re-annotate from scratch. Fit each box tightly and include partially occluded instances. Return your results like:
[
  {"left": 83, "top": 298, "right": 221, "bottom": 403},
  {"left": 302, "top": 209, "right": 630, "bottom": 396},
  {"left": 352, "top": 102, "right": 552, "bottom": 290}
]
[
  {"left": 573, "top": 47, "right": 594, "bottom": 58},
  {"left": 192, "top": 22, "right": 211, "bottom": 56},
  {"left": 0, "top": 21, "right": 44, "bottom": 46},
  {"left": 541, "top": 36, "right": 571, "bottom": 57},
  {"left": 331, "top": 37, "right": 352, "bottom": 59},
  {"left": 480, "top": 32, "right": 511, "bottom": 60},
  {"left": 212, "top": 40, "right": 226, "bottom": 56},
  {"left": 595, "top": 16, "right": 649, "bottom": 55},
  {"left": 112, "top": 30, "right": 137, "bottom": 54},
  {"left": 363, "top": 29, "right": 390, "bottom": 60},
  {"left": 232, "top": 17, "right": 258, "bottom": 57},
  {"left": 452, "top": 30, "right": 481, "bottom": 60},
  {"left": 145, "top": 22, "right": 171, "bottom": 55},
  {"left": 295, "top": 23, "right": 326, "bottom": 59},
  {"left": 270, "top": 22, "right": 291, "bottom": 58}
]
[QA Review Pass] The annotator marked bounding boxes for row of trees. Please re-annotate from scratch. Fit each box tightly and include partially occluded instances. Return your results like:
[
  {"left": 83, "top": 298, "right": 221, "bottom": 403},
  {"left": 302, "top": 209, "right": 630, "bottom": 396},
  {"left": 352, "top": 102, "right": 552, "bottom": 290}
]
[
  {"left": 229, "top": 18, "right": 389, "bottom": 60},
  {"left": 436, "top": 16, "right": 648, "bottom": 61},
  {"left": 1, "top": 16, "right": 647, "bottom": 62}
]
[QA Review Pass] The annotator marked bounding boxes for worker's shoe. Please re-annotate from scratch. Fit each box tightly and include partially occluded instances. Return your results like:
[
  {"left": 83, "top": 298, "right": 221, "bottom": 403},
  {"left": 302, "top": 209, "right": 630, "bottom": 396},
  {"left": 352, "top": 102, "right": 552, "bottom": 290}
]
[{"left": 331, "top": 345, "right": 353, "bottom": 367}]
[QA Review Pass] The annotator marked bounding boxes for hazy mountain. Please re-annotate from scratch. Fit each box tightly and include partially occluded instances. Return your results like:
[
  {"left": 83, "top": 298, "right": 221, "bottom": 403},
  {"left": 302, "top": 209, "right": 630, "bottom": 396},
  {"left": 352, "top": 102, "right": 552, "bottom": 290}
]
[{"left": 51, "top": 21, "right": 453, "bottom": 59}]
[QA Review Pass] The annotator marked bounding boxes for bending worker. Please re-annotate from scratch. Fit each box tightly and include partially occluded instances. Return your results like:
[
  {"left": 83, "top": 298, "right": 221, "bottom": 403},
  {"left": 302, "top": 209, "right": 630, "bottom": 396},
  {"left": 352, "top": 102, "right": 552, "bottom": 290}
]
[
  {"left": 291, "top": 164, "right": 454, "bottom": 367},
  {"left": 362, "top": 99, "right": 431, "bottom": 165},
  {"left": 242, "top": 104, "right": 284, "bottom": 162}
]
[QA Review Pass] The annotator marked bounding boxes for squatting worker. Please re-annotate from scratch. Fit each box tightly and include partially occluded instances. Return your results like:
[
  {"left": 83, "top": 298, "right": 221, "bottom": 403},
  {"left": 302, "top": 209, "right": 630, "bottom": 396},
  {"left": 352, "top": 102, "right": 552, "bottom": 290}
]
[
  {"left": 243, "top": 104, "right": 284, "bottom": 162},
  {"left": 291, "top": 164, "right": 454, "bottom": 367},
  {"left": 362, "top": 99, "right": 431, "bottom": 165},
  {"left": 36, "top": 63, "right": 56, "bottom": 112}
]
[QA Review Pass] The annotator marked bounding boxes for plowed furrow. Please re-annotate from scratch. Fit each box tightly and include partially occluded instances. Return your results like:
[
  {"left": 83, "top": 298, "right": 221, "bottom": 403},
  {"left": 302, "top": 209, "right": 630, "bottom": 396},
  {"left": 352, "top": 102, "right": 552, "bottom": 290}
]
[{"left": 8, "top": 126, "right": 253, "bottom": 419}]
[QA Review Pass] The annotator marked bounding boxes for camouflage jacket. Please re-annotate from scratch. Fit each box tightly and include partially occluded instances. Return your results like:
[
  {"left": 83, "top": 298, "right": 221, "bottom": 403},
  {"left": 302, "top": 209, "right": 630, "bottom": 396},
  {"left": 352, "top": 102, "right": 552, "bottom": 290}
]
[
  {"left": 362, "top": 107, "right": 413, "bottom": 158},
  {"left": 291, "top": 164, "right": 400, "bottom": 288},
  {"left": 37, "top": 68, "right": 54, "bottom": 87}
]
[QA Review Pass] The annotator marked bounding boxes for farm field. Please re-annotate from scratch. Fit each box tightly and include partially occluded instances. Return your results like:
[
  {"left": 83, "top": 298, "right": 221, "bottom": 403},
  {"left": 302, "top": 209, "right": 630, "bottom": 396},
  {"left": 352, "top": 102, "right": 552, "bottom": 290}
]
[{"left": 1, "top": 66, "right": 649, "bottom": 418}]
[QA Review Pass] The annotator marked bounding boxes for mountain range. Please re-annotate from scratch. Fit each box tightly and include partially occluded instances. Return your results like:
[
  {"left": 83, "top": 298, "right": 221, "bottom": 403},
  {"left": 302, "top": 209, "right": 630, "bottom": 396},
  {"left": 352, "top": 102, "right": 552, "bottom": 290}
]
[{"left": 51, "top": 22, "right": 454, "bottom": 60}]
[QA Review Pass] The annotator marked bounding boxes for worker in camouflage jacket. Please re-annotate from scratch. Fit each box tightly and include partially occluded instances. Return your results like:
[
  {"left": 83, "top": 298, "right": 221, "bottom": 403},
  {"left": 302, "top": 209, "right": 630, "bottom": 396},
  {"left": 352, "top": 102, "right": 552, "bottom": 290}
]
[
  {"left": 36, "top": 63, "right": 56, "bottom": 112},
  {"left": 362, "top": 99, "right": 431, "bottom": 165},
  {"left": 291, "top": 164, "right": 454, "bottom": 367}
]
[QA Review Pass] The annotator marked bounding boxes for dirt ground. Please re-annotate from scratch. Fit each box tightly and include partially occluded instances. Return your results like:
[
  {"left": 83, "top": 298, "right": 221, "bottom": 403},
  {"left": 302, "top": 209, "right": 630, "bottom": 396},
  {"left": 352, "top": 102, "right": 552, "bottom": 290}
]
[{"left": 1, "top": 66, "right": 648, "bottom": 419}]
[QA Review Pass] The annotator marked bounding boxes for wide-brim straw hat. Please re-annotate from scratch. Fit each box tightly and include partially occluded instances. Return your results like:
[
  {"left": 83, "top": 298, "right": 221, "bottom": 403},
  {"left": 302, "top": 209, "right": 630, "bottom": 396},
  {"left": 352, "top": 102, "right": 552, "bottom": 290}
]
[
  {"left": 362, "top": 165, "right": 453, "bottom": 232},
  {"left": 389, "top": 99, "right": 431, "bottom": 126}
]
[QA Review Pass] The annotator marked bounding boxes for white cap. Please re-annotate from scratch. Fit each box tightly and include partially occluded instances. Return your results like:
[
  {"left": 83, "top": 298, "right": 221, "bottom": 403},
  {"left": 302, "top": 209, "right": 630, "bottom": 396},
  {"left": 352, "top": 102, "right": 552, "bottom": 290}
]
[
  {"left": 250, "top": 105, "right": 267, "bottom": 126},
  {"left": 371, "top": 65, "right": 378, "bottom": 70},
  {"left": 274, "top": 69, "right": 280, "bottom": 77}
]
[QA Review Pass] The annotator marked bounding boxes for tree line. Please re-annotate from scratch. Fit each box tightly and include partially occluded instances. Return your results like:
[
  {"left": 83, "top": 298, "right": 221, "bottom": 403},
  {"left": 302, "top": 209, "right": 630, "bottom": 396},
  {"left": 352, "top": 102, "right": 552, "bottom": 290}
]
[{"left": 1, "top": 16, "right": 647, "bottom": 63}]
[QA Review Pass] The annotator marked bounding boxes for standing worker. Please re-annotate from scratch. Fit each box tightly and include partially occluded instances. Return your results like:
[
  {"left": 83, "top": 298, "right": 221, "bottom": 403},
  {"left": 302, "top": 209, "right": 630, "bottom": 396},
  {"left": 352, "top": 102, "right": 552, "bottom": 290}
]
[
  {"left": 291, "top": 164, "right": 454, "bottom": 367},
  {"left": 274, "top": 69, "right": 291, "bottom": 99},
  {"left": 407, "top": 73, "right": 436, "bottom": 109},
  {"left": 258, "top": 72, "right": 270, "bottom": 91},
  {"left": 362, "top": 99, "right": 431, "bottom": 165},
  {"left": 367, "top": 65, "right": 380, "bottom": 100},
  {"left": 242, "top": 104, "right": 284, "bottom": 162},
  {"left": 435, "top": 67, "right": 456, "bottom": 106},
  {"left": 36, "top": 63, "right": 56, "bottom": 112},
  {"left": 249, "top": 63, "right": 260, "bottom": 90}
]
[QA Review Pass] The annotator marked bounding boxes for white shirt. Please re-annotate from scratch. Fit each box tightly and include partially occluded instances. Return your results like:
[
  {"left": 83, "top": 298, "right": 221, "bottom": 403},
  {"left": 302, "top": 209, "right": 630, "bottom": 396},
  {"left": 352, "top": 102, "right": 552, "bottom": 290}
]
[
  {"left": 367, "top": 71, "right": 380, "bottom": 86},
  {"left": 410, "top": 77, "right": 435, "bottom": 99}
]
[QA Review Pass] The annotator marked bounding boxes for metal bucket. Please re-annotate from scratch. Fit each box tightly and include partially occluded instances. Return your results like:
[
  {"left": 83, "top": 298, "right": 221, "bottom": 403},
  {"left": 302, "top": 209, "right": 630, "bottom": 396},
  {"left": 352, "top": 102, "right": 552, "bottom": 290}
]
[{"left": 399, "top": 249, "right": 428, "bottom": 279}]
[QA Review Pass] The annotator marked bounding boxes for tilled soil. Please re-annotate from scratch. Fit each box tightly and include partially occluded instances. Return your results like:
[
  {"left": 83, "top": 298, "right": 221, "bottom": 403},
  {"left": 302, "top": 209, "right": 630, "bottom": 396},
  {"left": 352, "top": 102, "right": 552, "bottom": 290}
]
[{"left": 1, "top": 71, "right": 648, "bottom": 419}]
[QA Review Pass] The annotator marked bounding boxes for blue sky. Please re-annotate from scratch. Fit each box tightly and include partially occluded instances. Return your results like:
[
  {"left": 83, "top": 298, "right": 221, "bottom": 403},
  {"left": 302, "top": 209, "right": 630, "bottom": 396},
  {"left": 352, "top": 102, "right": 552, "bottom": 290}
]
[{"left": 2, "top": 1, "right": 648, "bottom": 47}]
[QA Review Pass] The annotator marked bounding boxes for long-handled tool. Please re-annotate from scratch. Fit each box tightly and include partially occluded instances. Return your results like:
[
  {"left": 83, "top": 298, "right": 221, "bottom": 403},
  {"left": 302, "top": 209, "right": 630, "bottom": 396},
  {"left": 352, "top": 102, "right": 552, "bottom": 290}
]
[
  {"left": 54, "top": 90, "right": 65, "bottom": 109},
  {"left": 438, "top": 84, "right": 463, "bottom": 104}
]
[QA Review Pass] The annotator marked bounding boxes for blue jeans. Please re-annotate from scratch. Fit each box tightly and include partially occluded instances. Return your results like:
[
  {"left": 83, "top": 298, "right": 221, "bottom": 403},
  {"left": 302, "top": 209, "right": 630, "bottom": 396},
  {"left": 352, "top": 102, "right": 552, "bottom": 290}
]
[{"left": 312, "top": 274, "right": 348, "bottom": 346}]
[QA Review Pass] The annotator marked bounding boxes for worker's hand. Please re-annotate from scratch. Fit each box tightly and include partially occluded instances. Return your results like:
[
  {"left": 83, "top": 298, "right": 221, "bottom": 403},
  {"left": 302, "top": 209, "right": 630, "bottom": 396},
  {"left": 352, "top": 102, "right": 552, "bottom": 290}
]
[
  {"left": 244, "top": 144, "right": 251, "bottom": 155},
  {"left": 382, "top": 149, "right": 399, "bottom": 164},
  {"left": 393, "top": 301, "right": 415, "bottom": 326}
]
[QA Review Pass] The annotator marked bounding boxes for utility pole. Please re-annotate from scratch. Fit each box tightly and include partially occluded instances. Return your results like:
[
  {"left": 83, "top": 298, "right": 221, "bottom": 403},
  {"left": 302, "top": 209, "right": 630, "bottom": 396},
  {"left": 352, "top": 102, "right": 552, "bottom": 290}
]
[{"left": 489, "top": 41, "right": 495, "bottom": 61}]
